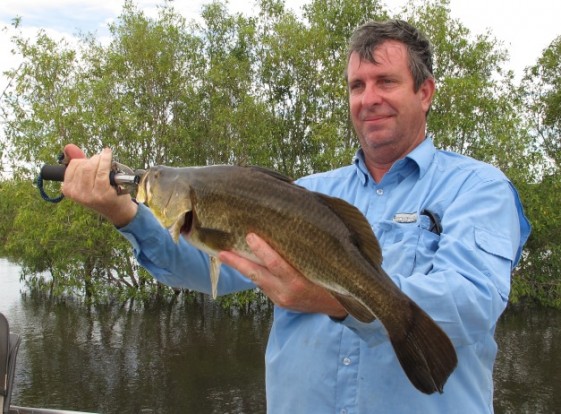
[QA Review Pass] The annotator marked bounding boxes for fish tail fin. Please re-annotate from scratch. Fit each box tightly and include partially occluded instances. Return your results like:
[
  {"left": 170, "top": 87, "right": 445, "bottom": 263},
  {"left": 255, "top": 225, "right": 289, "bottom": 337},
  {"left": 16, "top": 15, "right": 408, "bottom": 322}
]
[{"left": 388, "top": 301, "right": 458, "bottom": 394}]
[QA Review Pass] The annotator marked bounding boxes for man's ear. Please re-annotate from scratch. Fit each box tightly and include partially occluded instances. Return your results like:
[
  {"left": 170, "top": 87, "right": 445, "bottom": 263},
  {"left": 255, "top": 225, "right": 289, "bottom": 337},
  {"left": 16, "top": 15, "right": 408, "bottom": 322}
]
[{"left": 419, "top": 77, "right": 436, "bottom": 114}]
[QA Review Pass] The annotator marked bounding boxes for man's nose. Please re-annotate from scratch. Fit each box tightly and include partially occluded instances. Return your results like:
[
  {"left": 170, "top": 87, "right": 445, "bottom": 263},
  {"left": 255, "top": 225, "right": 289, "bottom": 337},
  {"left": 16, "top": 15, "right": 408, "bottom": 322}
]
[{"left": 361, "top": 84, "right": 383, "bottom": 107}]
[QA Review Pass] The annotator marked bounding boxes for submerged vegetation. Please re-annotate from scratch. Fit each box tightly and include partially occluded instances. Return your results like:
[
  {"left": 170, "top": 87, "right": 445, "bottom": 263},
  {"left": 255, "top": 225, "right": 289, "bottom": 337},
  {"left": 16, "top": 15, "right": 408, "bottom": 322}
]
[{"left": 0, "top": 0, "right": 560, "bottom": 307}]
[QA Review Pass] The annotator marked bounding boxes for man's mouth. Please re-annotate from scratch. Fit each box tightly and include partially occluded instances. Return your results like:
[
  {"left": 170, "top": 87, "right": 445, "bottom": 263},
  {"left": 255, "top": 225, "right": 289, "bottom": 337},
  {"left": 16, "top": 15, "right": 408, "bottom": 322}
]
[{"left": 362, "top": 113, "right": 392, "bottom": 122}]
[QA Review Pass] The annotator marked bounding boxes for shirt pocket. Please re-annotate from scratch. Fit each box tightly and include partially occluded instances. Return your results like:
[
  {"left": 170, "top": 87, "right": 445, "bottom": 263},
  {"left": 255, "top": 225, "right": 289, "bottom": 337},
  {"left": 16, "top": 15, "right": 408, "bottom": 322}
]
[
  {"left": 377, "top": 215, "right": 440, "bottom": 277},
  {"left": 474, "top": 226, "right": 515, "bottom": 300},
  {"left": 474, "top": 226, "right": 514, "bottom": 262},
  {"left": 415, "top": 215, "right": 441, "bottom": 274}
]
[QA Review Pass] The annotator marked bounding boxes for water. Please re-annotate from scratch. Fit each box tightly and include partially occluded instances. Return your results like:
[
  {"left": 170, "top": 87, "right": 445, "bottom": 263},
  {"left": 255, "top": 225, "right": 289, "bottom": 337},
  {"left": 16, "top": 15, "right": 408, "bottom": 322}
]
[
  {"left": 494, "top": 306, "right": 561, "bottom": 414},
  {"left": 0, "top": 259, "right": 269, "bottom": 413},
  {"left": 2, "top": 258, "right": 560, "bottom": 413}
]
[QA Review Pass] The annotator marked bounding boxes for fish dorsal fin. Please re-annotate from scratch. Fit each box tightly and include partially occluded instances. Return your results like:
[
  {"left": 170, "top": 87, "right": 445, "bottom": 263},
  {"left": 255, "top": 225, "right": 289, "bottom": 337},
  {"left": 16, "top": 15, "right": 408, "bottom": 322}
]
[
  {"left": 248, "top": 166, "right": 294, "bottom": 183},
  {"left": 315, "top": 193, "right": 382, "bottom": 267}
]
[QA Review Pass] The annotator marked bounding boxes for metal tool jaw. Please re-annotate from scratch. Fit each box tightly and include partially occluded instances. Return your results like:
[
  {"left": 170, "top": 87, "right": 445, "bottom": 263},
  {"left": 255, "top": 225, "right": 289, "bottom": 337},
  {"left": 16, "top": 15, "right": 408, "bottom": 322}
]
[{"left": 110, "top": 162, "right": 145, "bottom": 195}]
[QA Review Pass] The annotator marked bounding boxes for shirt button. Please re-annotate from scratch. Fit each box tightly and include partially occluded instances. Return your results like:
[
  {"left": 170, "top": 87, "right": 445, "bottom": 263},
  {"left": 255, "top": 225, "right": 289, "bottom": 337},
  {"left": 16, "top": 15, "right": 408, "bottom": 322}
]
[
  {"left": 343, "top": 357, "right": 351, "bottom": 365},
  {"left": 341, "top": 409, "right": 348, "bottom": 414},
  {"left": 376, "top": 188, "right": 384, "bottom": 195}
]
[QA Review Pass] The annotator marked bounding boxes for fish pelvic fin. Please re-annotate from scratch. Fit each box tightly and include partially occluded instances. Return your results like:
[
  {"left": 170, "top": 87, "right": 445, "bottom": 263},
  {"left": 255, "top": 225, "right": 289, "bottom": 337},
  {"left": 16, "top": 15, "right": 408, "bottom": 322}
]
[
  {"left": 209, "top": 256, "right": 221, "bottom": 299},
  {"left": 331, "top": 292, "right": 376, "bottom": 323},
  {"left": 314, "top": 193, "right": 382, "bottom": 267},
  {"left": 388, "top": 301, "right": 458, "bottom": 394}
]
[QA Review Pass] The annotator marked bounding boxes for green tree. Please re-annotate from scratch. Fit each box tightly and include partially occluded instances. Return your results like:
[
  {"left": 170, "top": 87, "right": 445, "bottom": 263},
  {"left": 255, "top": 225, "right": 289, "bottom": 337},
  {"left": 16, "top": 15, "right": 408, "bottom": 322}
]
[
  {"left": 195, "top": 1, "right": 275, "bottom": 167},
  {"left": 0, "top": 0, "right": 555, "bottom": 307},
  {"left": 512, "top": 36, "right": 561, "bottom": 307},
  {"left": 523, "top": 35, "right": 561, "bottom": 167},
  {"left": 402, "top": 0, "right": 530, "bottom": 169},
  {"left": 0, "top": 2, "right": 200, "bottom": 301},
  {"left": 80, "top": 0, "right": 206, "bottom": 168}
]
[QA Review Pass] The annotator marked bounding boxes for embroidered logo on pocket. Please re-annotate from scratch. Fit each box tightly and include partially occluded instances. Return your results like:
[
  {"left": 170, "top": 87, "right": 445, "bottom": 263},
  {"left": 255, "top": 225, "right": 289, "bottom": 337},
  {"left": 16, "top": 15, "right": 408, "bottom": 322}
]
[{"left": 393, "top": 212, "right": 417, "bottom": 223}]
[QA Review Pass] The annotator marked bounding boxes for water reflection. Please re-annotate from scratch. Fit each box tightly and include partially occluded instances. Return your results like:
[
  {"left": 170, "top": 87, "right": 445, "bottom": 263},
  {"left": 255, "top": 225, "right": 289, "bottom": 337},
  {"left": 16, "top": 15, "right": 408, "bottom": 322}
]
[
  {"left": 8, "top": 293, "right": 270, "bottom": 413},
  {"left": 494, "top": 306, "right": 561, "bottom": 414},
  {"left": 3, "top": 259, "right": 561, "bottom": 413}
]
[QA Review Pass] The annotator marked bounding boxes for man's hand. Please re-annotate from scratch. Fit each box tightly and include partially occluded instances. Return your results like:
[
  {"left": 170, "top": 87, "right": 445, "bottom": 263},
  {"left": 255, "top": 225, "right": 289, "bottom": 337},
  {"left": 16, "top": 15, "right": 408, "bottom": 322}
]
[
  {"left": 62, "top": 145, "right": 138, "bottom": 227},
  {"left": 219, "top": 233, "right": 348, "bottom": 319}
]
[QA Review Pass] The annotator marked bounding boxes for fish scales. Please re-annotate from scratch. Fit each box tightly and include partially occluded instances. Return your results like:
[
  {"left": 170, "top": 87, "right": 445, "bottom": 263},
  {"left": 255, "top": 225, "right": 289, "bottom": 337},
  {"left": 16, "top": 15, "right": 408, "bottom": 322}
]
[
  {"left": 191, "top": 167, "right": 396, "bottom": 307},
  {"left": 136, "top": 164, "right": 457, "bottom": 395}
]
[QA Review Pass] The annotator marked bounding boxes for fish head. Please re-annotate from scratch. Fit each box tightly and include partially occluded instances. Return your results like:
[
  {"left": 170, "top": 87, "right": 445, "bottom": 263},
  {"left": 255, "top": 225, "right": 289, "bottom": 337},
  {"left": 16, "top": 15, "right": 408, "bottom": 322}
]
[{"left": 136, "top": 166, "right": 193, "bottom": 242}]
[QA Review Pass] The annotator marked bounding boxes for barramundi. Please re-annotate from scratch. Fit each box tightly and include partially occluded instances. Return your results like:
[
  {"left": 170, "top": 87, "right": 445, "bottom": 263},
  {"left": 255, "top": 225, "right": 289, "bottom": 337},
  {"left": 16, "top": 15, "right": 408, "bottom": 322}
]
[{"left": 135, "top": 164, "right": 457, "bottom": 394}]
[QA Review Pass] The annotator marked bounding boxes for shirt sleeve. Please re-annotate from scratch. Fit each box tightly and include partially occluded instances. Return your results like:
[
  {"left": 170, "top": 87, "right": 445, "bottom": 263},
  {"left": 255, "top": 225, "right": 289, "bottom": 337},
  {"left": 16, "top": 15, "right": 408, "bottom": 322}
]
[
  {"left": 118, "top": 203, "right": 255, "bottom": 295},
  {"left": 341, "top": 178, "right": 530, "bottom": 347}
]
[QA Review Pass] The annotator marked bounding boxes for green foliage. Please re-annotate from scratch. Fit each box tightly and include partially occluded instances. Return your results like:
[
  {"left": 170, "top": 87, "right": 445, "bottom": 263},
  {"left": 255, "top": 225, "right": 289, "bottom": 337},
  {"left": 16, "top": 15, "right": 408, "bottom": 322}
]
[
  {"left": 510, "top": 175, "right": 561, "bottom": 308},
  {"left": 522, "top": 35, "right": 561, "bottom": 168},
  {"left": 0, "top": 0, "right": 559, "bottom": 307},
  {"left": 404, "top": 0, "right": 529, "bottom": 169},
  {"left": 510, "top": 36, "right": 561, "bottom": 307},
  {"left": 0, "top": 178, "right": 166, "bottom": 302},
  {"left": 216, "top": 288, "right": 273, "bottom": 314}
]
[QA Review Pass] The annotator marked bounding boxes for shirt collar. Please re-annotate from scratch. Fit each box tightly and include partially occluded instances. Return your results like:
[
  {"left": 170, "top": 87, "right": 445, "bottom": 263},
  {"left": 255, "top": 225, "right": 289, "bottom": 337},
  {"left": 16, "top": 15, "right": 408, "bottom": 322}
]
[
  {"left": 352, "top": 150, "right": 370, "bottom": 185},
  {"left": 404, "top": 135, "right": 435, "bottom": 179},
  {"left": 353, "top": 135, "right": 436, "bottom": 184}
]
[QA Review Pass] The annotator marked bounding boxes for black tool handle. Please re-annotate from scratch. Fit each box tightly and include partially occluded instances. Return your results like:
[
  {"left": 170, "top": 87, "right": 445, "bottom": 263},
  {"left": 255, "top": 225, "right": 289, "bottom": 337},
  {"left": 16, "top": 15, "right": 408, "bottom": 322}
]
[
  {"left": 40, "top": 164, "right": 117, "bottom": 186},
  {"left": 40, "top": 165, "right": 66, "bottom": 182}
]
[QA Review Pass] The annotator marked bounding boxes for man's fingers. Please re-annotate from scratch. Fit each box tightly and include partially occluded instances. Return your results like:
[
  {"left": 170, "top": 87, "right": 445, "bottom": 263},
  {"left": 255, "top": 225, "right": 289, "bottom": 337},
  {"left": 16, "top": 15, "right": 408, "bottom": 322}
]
[
  {"left": 246, "top": 233, "right": 296, "bottom": 281},
  {"left": 96, "top": 148, "right": 113, "bottom": 182},
  {"left": 63, "top": 144, "right": 86, "bottom": 160},
  {"left": 221, "top": 233, "right": 300, "bottom": 285},
  {"left": 218, "top": 251, "right": 263, "bottom": 284},
  {"left": 63, "top": 146, "right": 111, "bottom": 186}
]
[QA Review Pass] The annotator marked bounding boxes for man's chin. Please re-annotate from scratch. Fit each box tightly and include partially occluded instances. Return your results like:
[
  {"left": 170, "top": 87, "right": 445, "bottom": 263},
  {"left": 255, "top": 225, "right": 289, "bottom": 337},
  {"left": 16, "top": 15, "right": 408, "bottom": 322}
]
[{"left": 359, "top": 133, "right": 395, "bottom": 150}]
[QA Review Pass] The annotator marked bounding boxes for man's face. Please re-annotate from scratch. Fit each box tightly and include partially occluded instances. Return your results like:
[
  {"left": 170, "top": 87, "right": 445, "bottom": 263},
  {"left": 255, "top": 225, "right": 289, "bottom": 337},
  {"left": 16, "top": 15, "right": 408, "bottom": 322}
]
[{"left": 347, "top": 40, "right": 434, "bottom": 167}]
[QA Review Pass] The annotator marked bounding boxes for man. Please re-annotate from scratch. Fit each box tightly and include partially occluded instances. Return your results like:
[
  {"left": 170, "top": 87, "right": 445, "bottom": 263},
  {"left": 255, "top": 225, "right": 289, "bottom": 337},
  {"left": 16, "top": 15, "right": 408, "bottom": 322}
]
[{"left": 62, "top": 20, "right": 530, "bottom": 413}]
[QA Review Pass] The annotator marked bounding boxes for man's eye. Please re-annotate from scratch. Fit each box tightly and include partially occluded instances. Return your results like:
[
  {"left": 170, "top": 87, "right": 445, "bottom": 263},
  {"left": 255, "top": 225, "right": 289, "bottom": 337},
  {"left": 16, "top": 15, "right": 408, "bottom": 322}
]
[{"left": 349, "top": 82, "right": 363, "bottom": 91}]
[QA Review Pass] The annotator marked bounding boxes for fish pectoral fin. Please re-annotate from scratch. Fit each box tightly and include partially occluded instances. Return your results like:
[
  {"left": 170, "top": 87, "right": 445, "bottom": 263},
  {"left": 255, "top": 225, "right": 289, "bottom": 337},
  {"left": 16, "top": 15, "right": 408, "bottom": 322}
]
[
  {"left": 331, "top": 292, "right": 376, "bottom": 323},
  {"left": 209, "top": 256, "right": 221, "bottom": 299}
]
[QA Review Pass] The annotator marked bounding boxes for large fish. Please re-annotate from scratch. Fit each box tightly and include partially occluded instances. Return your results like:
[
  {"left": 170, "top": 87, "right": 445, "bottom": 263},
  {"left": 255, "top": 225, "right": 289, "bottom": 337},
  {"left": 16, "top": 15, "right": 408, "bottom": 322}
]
[{"left": 136, "top": 164, "right": 457, "bottom": 394}]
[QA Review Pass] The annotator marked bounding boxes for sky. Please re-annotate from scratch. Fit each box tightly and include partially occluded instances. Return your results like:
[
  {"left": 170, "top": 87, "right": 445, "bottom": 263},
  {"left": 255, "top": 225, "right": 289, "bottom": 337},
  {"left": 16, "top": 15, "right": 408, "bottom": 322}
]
[{"left": 0, "top": 0, "right": 559, "bottom": 91}]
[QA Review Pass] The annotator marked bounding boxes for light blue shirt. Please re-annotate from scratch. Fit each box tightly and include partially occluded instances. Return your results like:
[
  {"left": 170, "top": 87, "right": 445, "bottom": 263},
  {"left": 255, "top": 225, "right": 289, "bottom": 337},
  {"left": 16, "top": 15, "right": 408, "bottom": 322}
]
[{"left": 120, "top": 137, "right": 530, "bottom": 413}]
